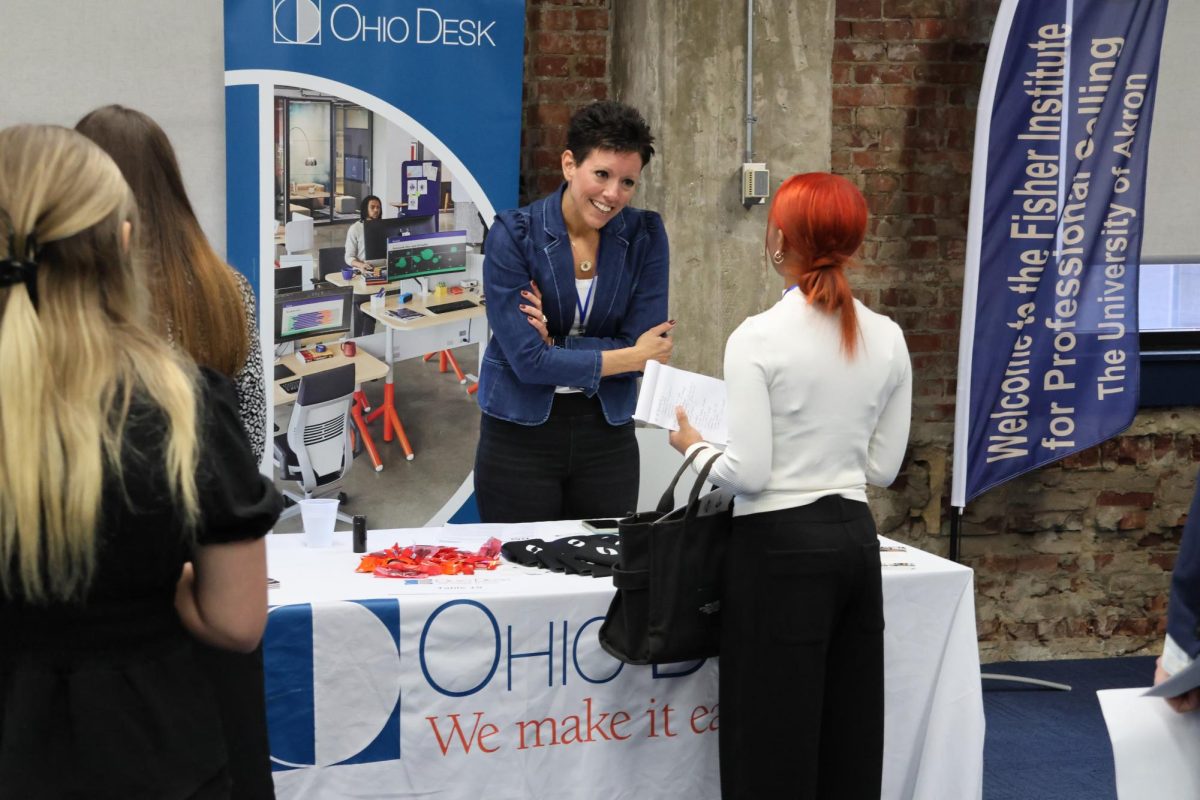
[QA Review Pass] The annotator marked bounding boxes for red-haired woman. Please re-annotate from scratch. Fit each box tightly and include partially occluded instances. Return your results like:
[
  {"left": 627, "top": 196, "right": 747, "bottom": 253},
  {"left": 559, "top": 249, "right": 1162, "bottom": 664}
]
[{"left": 669, "top": 172, "right": 912, "bottom": 799}]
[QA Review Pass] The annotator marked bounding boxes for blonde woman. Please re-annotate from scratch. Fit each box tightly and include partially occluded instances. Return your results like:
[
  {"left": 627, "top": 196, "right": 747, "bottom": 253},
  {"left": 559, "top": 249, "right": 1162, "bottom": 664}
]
[{"left": 0, "top": 126, "right": 282, "bottom": 798}]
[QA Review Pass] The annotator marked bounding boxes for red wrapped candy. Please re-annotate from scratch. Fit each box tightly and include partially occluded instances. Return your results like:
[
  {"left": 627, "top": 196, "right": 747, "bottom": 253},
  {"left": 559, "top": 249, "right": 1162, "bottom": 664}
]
[{"left": 355, "top": 537, "right": 503, "bottom": 578}]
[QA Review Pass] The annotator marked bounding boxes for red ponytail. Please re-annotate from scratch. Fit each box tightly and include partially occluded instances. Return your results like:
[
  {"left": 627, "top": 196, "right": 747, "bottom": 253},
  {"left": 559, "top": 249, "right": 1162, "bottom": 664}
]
[{"left": 768, "top": 173, "right": 867, "bottom": 358}]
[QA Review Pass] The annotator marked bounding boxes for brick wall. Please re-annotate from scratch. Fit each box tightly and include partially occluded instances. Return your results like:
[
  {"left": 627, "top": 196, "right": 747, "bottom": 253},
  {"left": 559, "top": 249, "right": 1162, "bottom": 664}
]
[
  {"left": 520, "top": 0, "right": 611, "bottom": 204},
  {"left": 831, "top": 0, "right": 995, "bottom": 434},
  {"left": 832, "top": 0, "right": 1200, "bottom": 662}
]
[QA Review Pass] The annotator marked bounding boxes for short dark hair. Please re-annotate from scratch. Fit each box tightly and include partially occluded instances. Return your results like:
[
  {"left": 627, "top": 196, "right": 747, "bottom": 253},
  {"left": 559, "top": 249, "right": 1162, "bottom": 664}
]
[
  {"left": 360, "top": 194, "right": 382, "bottom": 221},
  {"left": 565, "top": 101, "right": 655, "bottom": 167}
]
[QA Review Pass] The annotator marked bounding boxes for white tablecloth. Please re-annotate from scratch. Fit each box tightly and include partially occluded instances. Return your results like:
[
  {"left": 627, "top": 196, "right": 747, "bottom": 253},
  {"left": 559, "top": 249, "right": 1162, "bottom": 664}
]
[{"left": 263, "top": 522, "right": 983, "bottom": 799}]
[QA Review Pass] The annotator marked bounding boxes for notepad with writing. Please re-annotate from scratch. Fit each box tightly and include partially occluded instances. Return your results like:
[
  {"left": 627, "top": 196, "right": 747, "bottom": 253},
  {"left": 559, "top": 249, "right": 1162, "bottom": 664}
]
[{"left": 634, "top": 360, "right": 728, "bottom": 445}]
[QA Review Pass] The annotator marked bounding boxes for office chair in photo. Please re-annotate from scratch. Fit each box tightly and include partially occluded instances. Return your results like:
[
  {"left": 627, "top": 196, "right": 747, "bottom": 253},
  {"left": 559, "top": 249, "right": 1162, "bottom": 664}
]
[
  {"left": 318, "top": 247, "right": 345, "bottom": 280},
  {"left": 273, "top": 363, "right": 356, "bottom": 525}
]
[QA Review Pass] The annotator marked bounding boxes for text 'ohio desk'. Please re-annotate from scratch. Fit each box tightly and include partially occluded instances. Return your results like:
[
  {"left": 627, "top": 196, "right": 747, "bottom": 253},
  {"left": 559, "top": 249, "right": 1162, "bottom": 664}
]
[{"left": 263, "top": 524, "right": 984, "bottom": 800}]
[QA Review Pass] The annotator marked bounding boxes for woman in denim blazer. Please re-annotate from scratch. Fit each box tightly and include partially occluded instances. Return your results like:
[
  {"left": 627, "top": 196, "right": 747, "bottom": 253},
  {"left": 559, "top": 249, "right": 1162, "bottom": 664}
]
[{"left": 474, "top": 101, "right": 673, "bottom": 523}]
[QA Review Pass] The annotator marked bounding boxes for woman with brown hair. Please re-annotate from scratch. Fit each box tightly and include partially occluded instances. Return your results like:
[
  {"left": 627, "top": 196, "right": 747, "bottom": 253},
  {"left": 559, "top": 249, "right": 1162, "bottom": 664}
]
[
  {"left": 0, "top": 124, "right": 281, "bottom": 798},
  {"left": 670, "top": 172, "right": 912, "bottom": 799},
  {"left": 76, "top": 105, "right": 276, "bottom": 799},
  {"left": 76, "top": 104, "right": 266, "bottom": 460}
]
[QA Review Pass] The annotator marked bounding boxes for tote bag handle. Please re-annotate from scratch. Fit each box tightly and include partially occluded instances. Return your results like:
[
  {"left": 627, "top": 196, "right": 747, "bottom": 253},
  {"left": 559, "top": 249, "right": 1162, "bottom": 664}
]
[
  {"left": 653, "top": 448, "right": 704, "bottom": 514},
  {"left": 652, "top": 449, "right": 722, "bottom": 521}
]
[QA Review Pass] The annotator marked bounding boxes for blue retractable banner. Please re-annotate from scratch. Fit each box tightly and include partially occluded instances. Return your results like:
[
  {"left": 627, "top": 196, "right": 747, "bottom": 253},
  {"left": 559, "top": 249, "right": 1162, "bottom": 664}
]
[
  {"left": 951, "top": 0, "right": 1169, "bottom": 507},
  {"left": 222, "top": 0, "right": 526, "bottom": 294}
]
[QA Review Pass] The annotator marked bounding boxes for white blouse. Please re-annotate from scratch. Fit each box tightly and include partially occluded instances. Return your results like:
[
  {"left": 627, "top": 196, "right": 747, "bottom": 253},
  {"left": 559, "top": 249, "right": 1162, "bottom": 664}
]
[{"left": 686, "top": 291, "right": 912, "bottom": 517}]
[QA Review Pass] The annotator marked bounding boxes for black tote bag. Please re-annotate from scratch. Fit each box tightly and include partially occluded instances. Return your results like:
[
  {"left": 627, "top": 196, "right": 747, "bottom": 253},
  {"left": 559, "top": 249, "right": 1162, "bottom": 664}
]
[{"left": 598, "top": 449, "right": 732, "bottom": 665}]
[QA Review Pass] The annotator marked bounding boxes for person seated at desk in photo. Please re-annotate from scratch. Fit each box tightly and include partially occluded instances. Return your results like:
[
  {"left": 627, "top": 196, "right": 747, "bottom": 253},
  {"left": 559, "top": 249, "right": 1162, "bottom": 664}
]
[
  {"left": 344, "top": 193, "right": 382, "bottom": 275},
  {"left": 475, "top": 100, "right": 674, "bottom": 523},
  {"left": 1153, "top": 474, "right": 1200, "bottom": 713},
  {"left": 76, "top": 105, "right": 267, "bottom": 463},
  {"left": 76, "top": 104, "right": 277, "bottom": 800},
  {"left": 0, "top": 125, "right": 282, "bottom": 799},
  {"left": 668, "top": 173, "right": 912, "bottom": 800}
]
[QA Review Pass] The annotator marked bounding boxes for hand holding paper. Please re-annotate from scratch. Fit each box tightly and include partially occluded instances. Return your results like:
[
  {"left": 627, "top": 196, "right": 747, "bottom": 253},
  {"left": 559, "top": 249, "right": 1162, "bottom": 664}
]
[
  {"left": 1145, "top": 655, "right": 1200, "bottom": 710},
  {"left": 669, "top": 407, "right": 704, "bottom": 453}
]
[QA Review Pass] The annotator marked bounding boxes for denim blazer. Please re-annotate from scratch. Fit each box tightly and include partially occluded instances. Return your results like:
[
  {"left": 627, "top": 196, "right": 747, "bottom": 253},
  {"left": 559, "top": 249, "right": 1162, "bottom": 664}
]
[{"left": 477, "top": 185, "right": 670, "bottom": 426}]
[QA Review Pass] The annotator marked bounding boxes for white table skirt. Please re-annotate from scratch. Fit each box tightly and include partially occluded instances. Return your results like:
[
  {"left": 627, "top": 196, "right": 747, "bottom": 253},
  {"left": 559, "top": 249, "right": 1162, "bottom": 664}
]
[{"left": 263, "top": 522, "right": 984, "bottom": 800}]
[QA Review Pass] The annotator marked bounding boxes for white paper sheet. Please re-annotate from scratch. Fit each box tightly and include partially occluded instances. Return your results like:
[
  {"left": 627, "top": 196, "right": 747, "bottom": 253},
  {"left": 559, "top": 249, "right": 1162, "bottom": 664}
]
[
  {"left": 1097, "top": 687, "right": 1200, "bottom": 799},
  {"left": 633, "top": 360, "right": 727, "bottom": 445}
]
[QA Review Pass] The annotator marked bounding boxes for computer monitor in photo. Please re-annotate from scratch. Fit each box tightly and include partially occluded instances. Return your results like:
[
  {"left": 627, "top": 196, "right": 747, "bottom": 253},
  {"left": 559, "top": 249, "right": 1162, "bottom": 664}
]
[
  {"left": 344, "top": 155, "right": 367, "bottom": 182},
  {"left": 274, "top": 287, "right": 353, "bottom": 344},
  {"left": 386, "top": 230, "right": 469, "bottom": 282},
  {"left": 275, "top": 264, "right": 304, "bottom": 294},
  {"left": 363, "top": 214, "right": 438, "bottom": 260}
]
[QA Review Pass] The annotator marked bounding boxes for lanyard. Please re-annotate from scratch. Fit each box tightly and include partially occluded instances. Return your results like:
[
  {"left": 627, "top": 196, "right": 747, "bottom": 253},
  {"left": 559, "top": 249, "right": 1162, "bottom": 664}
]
[
  {"left": 782, "top": 284, "right": 800, "bottom": 298},
  {"left": 576, "top": 278, "right": 597, "bottom": 327}
]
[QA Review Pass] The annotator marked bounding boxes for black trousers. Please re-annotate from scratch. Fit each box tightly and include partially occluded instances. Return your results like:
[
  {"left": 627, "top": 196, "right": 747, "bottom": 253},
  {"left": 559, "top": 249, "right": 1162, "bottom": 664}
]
[
  {"left": 473, "top": 394, "right": 639, "bottom": 523},
  {"left": 719, "top": 495, "right": 884, "bottom": 800}
]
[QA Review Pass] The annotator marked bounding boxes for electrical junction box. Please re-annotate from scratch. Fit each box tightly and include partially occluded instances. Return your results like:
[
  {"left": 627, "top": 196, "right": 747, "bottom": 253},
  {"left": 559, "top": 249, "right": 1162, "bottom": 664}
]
[{"left": 742, "top": 162, "right": 769, "bottom": 206}]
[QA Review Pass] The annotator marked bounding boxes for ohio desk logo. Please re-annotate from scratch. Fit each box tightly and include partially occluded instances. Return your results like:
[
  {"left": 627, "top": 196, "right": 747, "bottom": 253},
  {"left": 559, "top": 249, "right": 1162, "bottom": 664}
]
[
  {"left": 273, "top": 0, "right": 322, "bottom": 45},
  {"left": 263, "top": 599, "right": 401, "bottom": 770}
]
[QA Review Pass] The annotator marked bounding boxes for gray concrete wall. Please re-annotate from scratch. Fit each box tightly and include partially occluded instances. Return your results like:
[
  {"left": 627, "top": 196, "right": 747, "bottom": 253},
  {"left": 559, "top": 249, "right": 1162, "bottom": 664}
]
[
  {"left": 612, "top": 0, "right": 834, "bottom": 377},
  {"left": 0, "top": 0, "right": 227, "bottom": 255}
]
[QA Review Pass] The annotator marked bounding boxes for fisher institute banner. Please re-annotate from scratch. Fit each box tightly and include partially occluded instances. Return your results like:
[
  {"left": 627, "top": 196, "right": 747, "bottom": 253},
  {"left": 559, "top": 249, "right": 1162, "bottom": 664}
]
[{"left": 952, "top": 0, "right": 1170, "bottom": 506}]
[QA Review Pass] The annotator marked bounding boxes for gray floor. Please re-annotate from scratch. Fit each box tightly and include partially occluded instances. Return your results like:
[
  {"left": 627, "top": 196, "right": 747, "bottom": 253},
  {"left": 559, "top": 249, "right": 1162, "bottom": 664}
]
[
  {"left": 311, "top": 220, "right": 354, "bottom": 250},
  {"left": 271, "top": 342, "right": 482, "bottom": 534}
]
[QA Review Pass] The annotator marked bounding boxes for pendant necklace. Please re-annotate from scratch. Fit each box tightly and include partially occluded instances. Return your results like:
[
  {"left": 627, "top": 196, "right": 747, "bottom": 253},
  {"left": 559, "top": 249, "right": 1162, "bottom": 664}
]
[{"left": 569, "top": 237, "right": 594, "bottom": 273}]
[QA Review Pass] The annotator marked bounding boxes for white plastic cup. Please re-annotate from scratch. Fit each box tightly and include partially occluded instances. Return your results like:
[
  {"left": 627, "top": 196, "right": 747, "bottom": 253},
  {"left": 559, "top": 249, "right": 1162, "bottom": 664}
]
[{"left": 299, "top": 498, "right": 339, "bottom": 547}]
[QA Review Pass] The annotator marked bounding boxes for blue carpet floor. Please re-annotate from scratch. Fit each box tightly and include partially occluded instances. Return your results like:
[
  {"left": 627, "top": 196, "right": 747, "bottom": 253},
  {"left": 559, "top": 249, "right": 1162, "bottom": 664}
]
[{"left": 983, "top": 655, "right": 1156, "bottom": 800}]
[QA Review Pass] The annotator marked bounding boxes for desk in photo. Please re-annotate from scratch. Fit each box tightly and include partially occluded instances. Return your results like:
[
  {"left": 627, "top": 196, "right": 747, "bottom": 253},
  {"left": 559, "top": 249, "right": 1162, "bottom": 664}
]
[
  {"left": 322, "top": 270, "right": 375, "bottom": 296},
  {"left": 288, "top": 191, "right": 331, "bottom": 219},
  {"left": 262, "top": 525, "right": 984, "bottom": 800},
  {"left": 289, "top": 191, "right": 331, "bottom": 206},
  {"left": 356, "top": 292, "right": 488, "bottom": 461},
  {"left": 274, "top": 350, "right": 389, "bottom": 472}
]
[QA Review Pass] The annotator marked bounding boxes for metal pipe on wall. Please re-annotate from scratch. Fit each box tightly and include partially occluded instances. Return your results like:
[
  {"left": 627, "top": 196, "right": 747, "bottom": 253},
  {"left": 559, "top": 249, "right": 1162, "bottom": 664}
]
[{"left": 744, "top": 0, "right": 756, "bottom": 163}]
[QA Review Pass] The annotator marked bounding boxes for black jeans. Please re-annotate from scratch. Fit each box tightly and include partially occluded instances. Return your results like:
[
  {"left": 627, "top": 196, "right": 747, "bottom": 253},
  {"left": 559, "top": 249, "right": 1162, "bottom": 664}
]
[
  {"left": 718, "top": 495, "right": 884, "bottom": 800},
  {"left": 474, "top": 394, "right": 639, "bottom": 523}
]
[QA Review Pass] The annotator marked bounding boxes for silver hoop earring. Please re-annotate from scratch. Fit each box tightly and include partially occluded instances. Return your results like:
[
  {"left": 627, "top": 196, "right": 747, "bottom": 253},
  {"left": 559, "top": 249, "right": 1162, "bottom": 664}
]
[{"left": 772, "top": 250, "right": 784, "bottom": 265}]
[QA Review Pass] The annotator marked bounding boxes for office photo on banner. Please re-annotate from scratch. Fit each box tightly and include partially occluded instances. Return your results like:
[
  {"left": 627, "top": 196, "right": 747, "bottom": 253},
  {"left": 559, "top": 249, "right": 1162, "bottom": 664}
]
[
  {"left": 953, "top": 0, "right": 1169, "bottom": 508},
  {"left": 224, "top": 0, "right": 524, "bottom": 523}
]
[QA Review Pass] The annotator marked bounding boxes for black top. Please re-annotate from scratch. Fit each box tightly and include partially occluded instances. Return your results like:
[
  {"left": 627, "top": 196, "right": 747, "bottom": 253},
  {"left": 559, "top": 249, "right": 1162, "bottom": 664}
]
[{"left": 0, "top": 368, "right": 283, "bottom": 799}]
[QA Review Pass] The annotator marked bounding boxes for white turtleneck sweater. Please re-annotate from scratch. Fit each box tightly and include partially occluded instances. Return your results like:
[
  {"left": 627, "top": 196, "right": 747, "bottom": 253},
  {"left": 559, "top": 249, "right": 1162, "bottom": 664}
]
[{"left": 686, "top": 291, "right": 912, "bottom": 517}]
